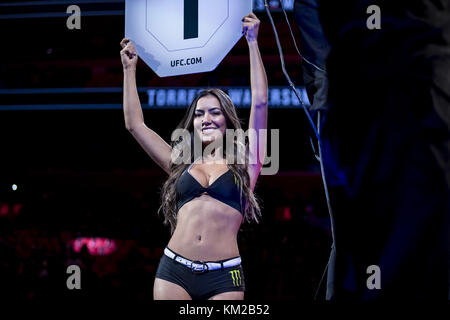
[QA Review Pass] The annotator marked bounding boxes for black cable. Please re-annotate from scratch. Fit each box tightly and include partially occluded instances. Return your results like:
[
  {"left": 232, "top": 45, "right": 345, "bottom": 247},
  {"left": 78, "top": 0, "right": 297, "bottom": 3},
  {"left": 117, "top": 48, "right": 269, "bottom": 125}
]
[
  {"left": 279, "top": 0, "right": 324, "bottom": 162},
  {"left": 278, "top": 0, "right": 323, "bottom": 160},
  {"left": 309, "top": 135, "right": 321, "bottom": 161},
  {"left": 264, "top": 1, "right": 337, "bottom": 300},
  {"left": 279, "top": 0, "right": 327, "bottom": 74},
  {"left": 314, "top": 256, "right": 329, "bottom": 300},
  {"left": 264, "top": 0, "right": 319, "bottom": 141},
  {"left": 317, "top": 112, "right": 335, "bottom": 246},
  {"left": 313, "top": 111, "right": 336, "bottom": 300}
]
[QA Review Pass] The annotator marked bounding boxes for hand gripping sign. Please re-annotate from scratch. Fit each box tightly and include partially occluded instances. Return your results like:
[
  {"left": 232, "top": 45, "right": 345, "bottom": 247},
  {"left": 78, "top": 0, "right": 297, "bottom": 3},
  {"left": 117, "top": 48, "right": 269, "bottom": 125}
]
[{"left": 125, "top": 0, "right": 252, "bottom": 77}]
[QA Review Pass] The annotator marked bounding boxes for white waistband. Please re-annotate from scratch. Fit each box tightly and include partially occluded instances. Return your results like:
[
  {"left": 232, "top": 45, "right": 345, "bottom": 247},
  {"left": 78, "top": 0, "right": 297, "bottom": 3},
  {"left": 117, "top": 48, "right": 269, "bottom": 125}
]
[{"left": 164, "top": 247, "right": 241, "bottom": 271}]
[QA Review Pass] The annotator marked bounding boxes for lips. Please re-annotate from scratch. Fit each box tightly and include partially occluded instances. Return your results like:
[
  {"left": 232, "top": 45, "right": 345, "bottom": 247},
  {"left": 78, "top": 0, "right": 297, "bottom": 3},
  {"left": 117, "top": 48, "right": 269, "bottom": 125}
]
[{"left": 202, "top": 127, "right": 216, "bottom": 132}]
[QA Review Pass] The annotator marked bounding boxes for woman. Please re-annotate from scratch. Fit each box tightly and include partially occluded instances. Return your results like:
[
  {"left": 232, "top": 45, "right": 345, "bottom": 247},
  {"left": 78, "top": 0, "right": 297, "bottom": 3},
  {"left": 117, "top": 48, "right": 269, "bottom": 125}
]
[{"left": 120, "top": 12, "right": 268, "bottom": 300}]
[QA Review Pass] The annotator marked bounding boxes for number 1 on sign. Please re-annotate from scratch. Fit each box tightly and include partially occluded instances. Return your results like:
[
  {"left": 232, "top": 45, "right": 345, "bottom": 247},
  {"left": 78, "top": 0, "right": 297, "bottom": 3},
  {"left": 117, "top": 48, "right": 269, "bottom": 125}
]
[{"left": 184, "top": 0, "right": 198, "bottom": 39}]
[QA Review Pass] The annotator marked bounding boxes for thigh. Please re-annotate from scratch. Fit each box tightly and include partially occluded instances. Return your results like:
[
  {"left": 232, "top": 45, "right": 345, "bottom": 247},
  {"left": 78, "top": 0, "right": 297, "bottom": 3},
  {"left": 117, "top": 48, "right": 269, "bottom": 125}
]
[
  {"left": 208, "top": 291, "right": 244, "bottom": 300},
  {"left": 153, "top": 278, "right": 192, "bottom": 300}
]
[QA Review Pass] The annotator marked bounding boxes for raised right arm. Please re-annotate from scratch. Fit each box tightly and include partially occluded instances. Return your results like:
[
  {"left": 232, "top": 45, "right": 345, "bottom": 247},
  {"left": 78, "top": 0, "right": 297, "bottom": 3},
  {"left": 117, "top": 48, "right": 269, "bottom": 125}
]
[{"left": 121, "top": 38, "right": 172, "bottom": 174}]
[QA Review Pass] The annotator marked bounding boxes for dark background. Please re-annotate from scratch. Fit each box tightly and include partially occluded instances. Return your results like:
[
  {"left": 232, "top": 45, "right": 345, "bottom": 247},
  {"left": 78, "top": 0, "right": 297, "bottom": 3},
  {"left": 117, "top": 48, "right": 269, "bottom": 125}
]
[{"left": 0, "top": 0, "right": 332, "bottom": 301}]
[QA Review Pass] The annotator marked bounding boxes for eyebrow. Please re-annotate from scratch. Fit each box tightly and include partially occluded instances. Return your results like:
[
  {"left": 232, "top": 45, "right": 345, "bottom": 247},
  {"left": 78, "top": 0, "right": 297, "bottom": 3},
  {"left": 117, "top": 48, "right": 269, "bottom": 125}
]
[{"left": 195, "top": 107, "right": 221, "bottom": 113}]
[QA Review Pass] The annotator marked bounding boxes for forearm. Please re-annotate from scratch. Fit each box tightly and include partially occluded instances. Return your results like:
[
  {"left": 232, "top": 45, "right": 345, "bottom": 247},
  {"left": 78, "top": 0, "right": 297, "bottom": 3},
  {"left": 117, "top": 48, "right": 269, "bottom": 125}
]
[
  {"left": 123, "top": 68, "right": 144, "bottom": 130},
  {"left": 247, "top": 40, "right": 268, "bottom": 168},
  {"left": 248, "top": 41, "right": 268, "bottom": 107}
]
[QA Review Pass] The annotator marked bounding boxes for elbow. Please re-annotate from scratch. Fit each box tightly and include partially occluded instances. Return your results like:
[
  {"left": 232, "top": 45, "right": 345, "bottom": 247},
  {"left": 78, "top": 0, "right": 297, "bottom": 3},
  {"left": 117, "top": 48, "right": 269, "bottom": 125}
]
[
  {"left": 252, "top": 92, "right": 268, "bottom": 108},
  {"left": 125, "top": 121, "right": 143, "bottom": 132},
  {"left": 126, "top": 124, "right": 136, "bottom": 132},
  {"left": 255, "top": 100, "right": 268, "bottom": 109}
]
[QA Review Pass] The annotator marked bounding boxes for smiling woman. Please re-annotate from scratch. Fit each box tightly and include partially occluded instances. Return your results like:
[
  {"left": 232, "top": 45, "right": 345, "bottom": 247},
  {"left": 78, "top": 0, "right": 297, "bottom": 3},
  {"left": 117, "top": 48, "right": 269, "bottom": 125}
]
[{"left": 120, "top": 12, "right": 268, "bottom": 300}]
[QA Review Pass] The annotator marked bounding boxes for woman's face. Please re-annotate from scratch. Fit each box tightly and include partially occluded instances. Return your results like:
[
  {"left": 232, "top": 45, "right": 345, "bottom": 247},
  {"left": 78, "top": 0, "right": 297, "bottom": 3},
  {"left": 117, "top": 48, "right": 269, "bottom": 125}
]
[{"left": 193, "top": 95, "right": 227, "bottom": 145}]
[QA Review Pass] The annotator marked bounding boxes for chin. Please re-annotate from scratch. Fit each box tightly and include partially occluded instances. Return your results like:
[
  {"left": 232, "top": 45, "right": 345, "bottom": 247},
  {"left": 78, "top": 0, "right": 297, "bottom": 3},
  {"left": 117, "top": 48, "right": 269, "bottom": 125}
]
[
  {"left": 201, "top": 136, "right": 215, "bottom": 144},
  {"left": 202, "top": 134, "right": 223, "bottom": 145}
]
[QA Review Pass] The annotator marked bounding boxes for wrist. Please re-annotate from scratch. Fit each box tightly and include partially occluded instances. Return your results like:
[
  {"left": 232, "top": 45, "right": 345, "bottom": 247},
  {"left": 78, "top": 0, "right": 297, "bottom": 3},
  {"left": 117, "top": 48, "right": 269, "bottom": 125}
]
[
  {"left": 247, "top": 39, "right": 259, "bottom": 47},
  {"left": 123, "top": 67, "right": 136, "bottom": 73}
]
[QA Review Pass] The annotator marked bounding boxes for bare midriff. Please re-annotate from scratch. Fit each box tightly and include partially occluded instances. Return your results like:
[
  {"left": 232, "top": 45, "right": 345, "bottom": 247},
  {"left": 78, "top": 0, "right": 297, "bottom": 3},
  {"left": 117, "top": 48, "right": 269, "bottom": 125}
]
[{"left": 167, "top": 193, "right": 243, "bottom": 262}]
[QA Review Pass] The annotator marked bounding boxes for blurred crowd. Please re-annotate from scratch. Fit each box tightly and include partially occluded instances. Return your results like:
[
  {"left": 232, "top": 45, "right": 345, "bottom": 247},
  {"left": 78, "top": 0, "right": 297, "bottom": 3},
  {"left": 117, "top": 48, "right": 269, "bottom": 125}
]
[{"left": 0, "top": 176, "right": 331, "bottom": 301}]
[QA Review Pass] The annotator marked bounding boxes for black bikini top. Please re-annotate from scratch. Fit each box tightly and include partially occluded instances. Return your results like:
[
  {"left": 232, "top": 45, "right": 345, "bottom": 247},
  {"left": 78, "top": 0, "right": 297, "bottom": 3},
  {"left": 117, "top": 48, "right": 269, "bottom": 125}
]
[{"left": 176, "top": 161, "right": 244, "bottom": 215}]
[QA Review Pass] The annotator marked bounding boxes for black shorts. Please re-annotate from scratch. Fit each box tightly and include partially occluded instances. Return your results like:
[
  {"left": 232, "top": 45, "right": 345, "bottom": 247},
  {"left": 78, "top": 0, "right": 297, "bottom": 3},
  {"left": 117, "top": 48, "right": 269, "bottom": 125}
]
[{"left": 155, "top": 249, "right": 245, "bottom": 300}]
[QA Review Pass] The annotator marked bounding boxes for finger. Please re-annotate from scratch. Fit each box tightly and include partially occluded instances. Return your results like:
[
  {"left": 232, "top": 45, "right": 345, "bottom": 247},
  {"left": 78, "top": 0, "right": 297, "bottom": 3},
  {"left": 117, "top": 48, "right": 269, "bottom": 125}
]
[
  {"left": 127, "top": 50, "right": 137, "bottom": 58},
  {"left": 243, "top": 12, "right": 258, "bottom": 20},
  {"left": 242, "top": 22, "right": 254, "bottom": 29},
  {"left": 120, "top": 40, "right": 131, "bottom": 50},
  {"left": 125, "top": 43, "right": 136, "bottom": 54},
  {"left": 243, "top": 18, "right": 259, "bottom": 25},
  {"left": 120, "top": 38, "right": 130, "bottom": 48},
  {"left": 125, "top": 42, "right": 135, "bottom": 50},
  {"left": 121, "top": 48, "right": 136, "bottom": 58}
]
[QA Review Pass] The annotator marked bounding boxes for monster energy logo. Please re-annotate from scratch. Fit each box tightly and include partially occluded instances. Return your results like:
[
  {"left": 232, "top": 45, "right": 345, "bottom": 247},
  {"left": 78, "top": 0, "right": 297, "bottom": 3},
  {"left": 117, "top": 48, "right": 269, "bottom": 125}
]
[
  {"left": 229, "top": 269, "right": 242, "bottom": 287},
  {"left": 234, "top": 175, "right": 239, "bottom": 187}
]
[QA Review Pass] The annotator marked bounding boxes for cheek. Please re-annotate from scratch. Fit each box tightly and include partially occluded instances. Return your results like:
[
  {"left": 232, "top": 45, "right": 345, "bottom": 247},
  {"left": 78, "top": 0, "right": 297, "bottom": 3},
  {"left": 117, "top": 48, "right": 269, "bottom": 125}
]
[
  {"left": 217, "top": 115, "right": 227, "bottom": 129},
  {"left": 193, "top": 118, "right": 201, "bottom": 130}
]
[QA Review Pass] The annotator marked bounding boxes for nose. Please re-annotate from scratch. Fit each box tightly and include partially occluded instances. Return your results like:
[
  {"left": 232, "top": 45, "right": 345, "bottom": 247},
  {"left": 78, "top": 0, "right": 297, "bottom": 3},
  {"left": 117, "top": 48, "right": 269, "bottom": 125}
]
[{"left": 201, "top": 114, "right": 212, "bottom": 126}]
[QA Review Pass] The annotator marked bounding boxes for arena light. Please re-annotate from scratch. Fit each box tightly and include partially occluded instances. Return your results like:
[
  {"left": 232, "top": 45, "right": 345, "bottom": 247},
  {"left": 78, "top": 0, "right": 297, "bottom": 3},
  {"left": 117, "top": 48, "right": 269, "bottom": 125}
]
[
  {"left": 125, "top": 0, "right": 252, "bottom": 77},
  {"left": 72, "top": 237, "right": 117, "bottom": 256}
]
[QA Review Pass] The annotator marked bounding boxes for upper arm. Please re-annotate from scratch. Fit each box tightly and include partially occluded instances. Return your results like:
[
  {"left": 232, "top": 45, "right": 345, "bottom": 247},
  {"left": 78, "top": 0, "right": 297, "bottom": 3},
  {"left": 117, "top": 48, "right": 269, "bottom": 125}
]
[
  {"left": 128, "top": 123, "right": 172, "bottom": 174},
  {"left": 247, "top": 163, "right": 261, "bottom": 192}
]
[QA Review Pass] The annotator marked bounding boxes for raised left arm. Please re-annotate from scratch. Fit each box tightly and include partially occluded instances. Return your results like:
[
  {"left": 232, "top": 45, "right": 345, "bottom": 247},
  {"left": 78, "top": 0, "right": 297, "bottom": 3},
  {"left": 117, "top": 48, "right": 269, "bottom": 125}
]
[{"left": 243, "top": 13, "right": 268, "bottom": 191}]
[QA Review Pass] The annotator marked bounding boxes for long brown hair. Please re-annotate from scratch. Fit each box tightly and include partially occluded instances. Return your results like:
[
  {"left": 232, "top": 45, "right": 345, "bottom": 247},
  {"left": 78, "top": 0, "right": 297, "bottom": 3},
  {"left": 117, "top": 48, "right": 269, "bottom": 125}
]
[{"left": 159, "top": 88, "right": 261, "bottom": 233}]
